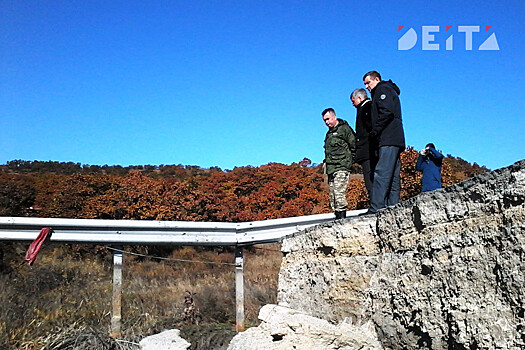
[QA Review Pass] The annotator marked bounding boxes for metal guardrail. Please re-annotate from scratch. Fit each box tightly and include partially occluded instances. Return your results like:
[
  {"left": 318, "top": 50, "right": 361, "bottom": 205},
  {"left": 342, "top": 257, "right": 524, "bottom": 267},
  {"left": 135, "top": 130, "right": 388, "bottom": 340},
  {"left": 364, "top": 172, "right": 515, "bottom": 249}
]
[
  {"left": 0, "top": 209, "right": 367, "bottom": 246},
  {"left": 0, "top": 209, "right": 367, "bottom": 336}
]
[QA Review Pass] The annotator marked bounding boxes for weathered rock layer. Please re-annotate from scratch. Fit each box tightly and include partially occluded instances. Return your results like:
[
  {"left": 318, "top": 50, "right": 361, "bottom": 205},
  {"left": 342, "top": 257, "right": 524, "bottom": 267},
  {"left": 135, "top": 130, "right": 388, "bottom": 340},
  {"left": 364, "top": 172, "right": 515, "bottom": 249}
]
[{"left": 276, "top": 160, "right": 524, "bottom": 349}]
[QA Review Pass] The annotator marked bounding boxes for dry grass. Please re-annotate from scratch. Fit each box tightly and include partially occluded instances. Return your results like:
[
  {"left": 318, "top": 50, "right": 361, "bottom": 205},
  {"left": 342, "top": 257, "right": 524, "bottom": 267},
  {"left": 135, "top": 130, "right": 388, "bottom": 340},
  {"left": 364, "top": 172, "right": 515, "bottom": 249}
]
[
  {"left": 0, "top": 242, "right": 281, "bottom": 350},
  {"left": 25, "top": 323, "right": 140, "bottom": 350}
]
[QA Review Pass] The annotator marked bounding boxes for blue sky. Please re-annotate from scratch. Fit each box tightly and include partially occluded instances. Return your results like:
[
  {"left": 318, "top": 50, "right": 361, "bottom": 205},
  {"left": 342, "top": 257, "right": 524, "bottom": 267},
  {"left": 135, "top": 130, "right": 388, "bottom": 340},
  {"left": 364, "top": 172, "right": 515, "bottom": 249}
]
[{"left": 1, "top": 1, "right": 524, "bottom": 170}]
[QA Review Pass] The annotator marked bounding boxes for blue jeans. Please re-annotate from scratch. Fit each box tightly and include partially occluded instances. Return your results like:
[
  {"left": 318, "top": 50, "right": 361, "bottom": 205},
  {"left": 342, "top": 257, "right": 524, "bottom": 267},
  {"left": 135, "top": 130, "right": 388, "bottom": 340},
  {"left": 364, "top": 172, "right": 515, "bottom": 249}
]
[{"left": 370, "top": 146, "right": 401, "bottom": 212}]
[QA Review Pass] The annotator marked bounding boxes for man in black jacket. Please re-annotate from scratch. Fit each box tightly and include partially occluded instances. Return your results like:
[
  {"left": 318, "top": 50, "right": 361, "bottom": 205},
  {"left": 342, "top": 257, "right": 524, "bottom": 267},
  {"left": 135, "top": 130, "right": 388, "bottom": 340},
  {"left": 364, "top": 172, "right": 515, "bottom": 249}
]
[
  {"left": 363, "top": 71, "right": 405, "bottom": 214},
  {"left": 350, "top": 88, "right": 374, "bottom": 201}
]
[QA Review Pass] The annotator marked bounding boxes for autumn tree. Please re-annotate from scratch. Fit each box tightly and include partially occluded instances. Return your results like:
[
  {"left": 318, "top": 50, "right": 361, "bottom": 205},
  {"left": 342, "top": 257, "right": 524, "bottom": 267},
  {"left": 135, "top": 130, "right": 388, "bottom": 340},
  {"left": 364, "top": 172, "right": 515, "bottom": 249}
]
[
  {"left": 0, "top": 174, "right": 36, "bottom": 216},
  {"left": 34, "top": 174, "right": 118, "bottom": 218},
  {"left": 1, "top": 154, "right": 487, "bottom": 221}
]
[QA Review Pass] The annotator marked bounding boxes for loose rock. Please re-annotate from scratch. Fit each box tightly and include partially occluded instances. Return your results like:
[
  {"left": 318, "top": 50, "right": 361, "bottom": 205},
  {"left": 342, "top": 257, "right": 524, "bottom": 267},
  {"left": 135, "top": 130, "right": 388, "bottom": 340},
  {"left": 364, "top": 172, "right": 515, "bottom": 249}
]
[{"left": 139, "top": 329, "right": 190, "bottom": 350}]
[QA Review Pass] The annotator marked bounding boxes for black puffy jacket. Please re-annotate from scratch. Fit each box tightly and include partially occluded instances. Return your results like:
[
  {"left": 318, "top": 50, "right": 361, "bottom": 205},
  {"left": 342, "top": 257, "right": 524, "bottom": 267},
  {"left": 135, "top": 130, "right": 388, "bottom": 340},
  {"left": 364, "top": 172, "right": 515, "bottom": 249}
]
[{"left": 370, "top": 80, "right": 406, "bottom": 149}]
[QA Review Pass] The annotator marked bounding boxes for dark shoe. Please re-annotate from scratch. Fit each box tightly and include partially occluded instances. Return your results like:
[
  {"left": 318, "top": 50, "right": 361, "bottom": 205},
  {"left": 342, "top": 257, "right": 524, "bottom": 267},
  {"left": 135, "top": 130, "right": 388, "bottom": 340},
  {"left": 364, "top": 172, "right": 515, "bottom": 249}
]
[{"left": 358, "top": 209, "right": 377, "bottom": 216}]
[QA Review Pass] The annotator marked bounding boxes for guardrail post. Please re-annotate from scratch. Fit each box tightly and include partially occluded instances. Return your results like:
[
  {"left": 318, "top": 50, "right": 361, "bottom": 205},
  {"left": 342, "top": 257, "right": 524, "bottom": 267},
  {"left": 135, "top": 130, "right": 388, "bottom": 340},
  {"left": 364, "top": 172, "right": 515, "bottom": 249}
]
[
  {"left": 110, "top": 246, "right": 123, "bottom": 338},
  {"left": 235, "top": 246, "right": 245, "bottom": 332}
]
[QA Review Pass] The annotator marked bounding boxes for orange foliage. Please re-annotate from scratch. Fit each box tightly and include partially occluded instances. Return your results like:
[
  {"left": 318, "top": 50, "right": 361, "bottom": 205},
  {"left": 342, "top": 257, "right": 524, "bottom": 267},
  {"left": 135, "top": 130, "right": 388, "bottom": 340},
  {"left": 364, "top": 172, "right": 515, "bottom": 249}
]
[
  {"left": 0, "top": 153, "right": 486, "bottom": 221},
  {"left": 400, "top": 147, "right": 423, "bottom": 200}
]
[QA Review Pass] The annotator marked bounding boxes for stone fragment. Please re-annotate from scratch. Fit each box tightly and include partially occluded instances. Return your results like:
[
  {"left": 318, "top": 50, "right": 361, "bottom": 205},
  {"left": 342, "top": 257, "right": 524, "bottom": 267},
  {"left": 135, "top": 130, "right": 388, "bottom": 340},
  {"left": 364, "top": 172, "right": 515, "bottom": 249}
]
[{"left": 140, "top": 329, "right": 191, "bottom": 350}]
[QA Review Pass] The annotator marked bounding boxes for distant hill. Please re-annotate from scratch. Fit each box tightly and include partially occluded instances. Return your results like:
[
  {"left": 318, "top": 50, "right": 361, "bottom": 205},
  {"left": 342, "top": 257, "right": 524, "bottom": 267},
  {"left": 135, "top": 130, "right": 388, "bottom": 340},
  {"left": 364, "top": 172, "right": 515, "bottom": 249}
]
[{"left": 0, "top": 149, "right": 488, "bottom": 221}]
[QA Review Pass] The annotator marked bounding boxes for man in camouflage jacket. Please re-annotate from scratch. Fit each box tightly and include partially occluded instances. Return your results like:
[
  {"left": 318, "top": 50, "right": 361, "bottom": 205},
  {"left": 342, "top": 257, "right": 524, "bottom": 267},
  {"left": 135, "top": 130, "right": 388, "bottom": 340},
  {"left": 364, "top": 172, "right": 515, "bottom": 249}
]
[{"left": 322, "top": 108, "right": 356, "bottom": 219}]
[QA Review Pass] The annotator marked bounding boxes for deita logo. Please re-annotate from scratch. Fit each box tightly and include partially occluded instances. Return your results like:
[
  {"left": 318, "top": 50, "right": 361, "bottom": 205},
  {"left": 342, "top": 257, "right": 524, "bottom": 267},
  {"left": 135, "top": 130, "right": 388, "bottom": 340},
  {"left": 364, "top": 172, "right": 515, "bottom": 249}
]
[{"left": 398, "top": 26, "right": 499, "bottom": 51}]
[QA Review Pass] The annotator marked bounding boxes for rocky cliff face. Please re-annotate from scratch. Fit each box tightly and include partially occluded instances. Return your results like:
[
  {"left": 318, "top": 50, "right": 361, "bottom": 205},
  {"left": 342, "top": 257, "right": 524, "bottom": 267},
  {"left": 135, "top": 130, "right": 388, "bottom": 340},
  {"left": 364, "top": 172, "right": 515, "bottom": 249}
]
[
  {"left": 277, "top": 160, "right": 524, "bottom": 349},
  {"left": 231, "top": 160, "right": 524, "bottom": 349}
]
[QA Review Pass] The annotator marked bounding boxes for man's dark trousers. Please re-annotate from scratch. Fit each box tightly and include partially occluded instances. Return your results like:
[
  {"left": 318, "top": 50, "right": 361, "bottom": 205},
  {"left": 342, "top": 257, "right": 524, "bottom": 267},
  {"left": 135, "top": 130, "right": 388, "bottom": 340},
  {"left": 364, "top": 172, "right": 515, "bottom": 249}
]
[
  {"left": 370, "top": 146, "right": 401, "bottom": 212},
  {"left": 361, "top": 159, "right": 373, "bottom": 200}
]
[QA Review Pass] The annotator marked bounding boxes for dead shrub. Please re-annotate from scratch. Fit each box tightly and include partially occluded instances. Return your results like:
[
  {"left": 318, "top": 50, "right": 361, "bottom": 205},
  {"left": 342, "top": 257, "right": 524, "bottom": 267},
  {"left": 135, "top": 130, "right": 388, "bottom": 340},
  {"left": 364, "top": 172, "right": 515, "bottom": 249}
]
[{"left": 1, "top": 243, "right": 282, "bottom": 349}]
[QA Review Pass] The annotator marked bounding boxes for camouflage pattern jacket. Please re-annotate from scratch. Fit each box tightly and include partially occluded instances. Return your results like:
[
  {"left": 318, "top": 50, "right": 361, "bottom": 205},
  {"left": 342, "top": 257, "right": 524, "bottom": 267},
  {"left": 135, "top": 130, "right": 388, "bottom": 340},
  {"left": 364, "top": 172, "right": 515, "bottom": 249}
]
[{"left": 324, "top": 119, "right": 356, "bottom": 175}]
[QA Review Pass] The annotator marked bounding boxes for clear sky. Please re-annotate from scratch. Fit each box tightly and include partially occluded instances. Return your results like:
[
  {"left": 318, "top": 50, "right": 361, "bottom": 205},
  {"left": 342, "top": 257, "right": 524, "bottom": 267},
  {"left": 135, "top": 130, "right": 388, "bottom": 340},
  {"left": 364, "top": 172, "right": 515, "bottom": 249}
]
[{"left": 1, "top": 1, "right": 524, "bottom": 170}]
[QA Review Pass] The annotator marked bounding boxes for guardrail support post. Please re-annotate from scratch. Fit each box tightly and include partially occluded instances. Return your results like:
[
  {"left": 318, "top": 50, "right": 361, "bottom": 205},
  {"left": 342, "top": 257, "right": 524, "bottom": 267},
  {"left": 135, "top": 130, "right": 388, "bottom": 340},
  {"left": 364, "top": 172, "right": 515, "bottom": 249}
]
[
  {"left": 110, "top": 246, "right": 123, "bottom": 338},
  {"left": 235, "top": 246, "right": 245, "bottom": 332}
]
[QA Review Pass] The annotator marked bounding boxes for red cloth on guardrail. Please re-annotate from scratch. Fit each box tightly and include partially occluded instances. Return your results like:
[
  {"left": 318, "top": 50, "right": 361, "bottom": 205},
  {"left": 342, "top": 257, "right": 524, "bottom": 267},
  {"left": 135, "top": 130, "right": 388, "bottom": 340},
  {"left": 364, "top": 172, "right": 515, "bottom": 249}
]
[{"left": 24, "top": 227, "right": 53, "bottom": 265}]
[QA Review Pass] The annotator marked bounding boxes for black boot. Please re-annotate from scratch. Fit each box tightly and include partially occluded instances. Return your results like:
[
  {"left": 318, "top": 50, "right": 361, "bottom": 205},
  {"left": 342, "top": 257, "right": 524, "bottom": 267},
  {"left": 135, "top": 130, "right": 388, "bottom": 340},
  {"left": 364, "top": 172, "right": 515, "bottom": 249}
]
[{"left": 335, "top": 211, "right": 346, "bottom": 220}]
